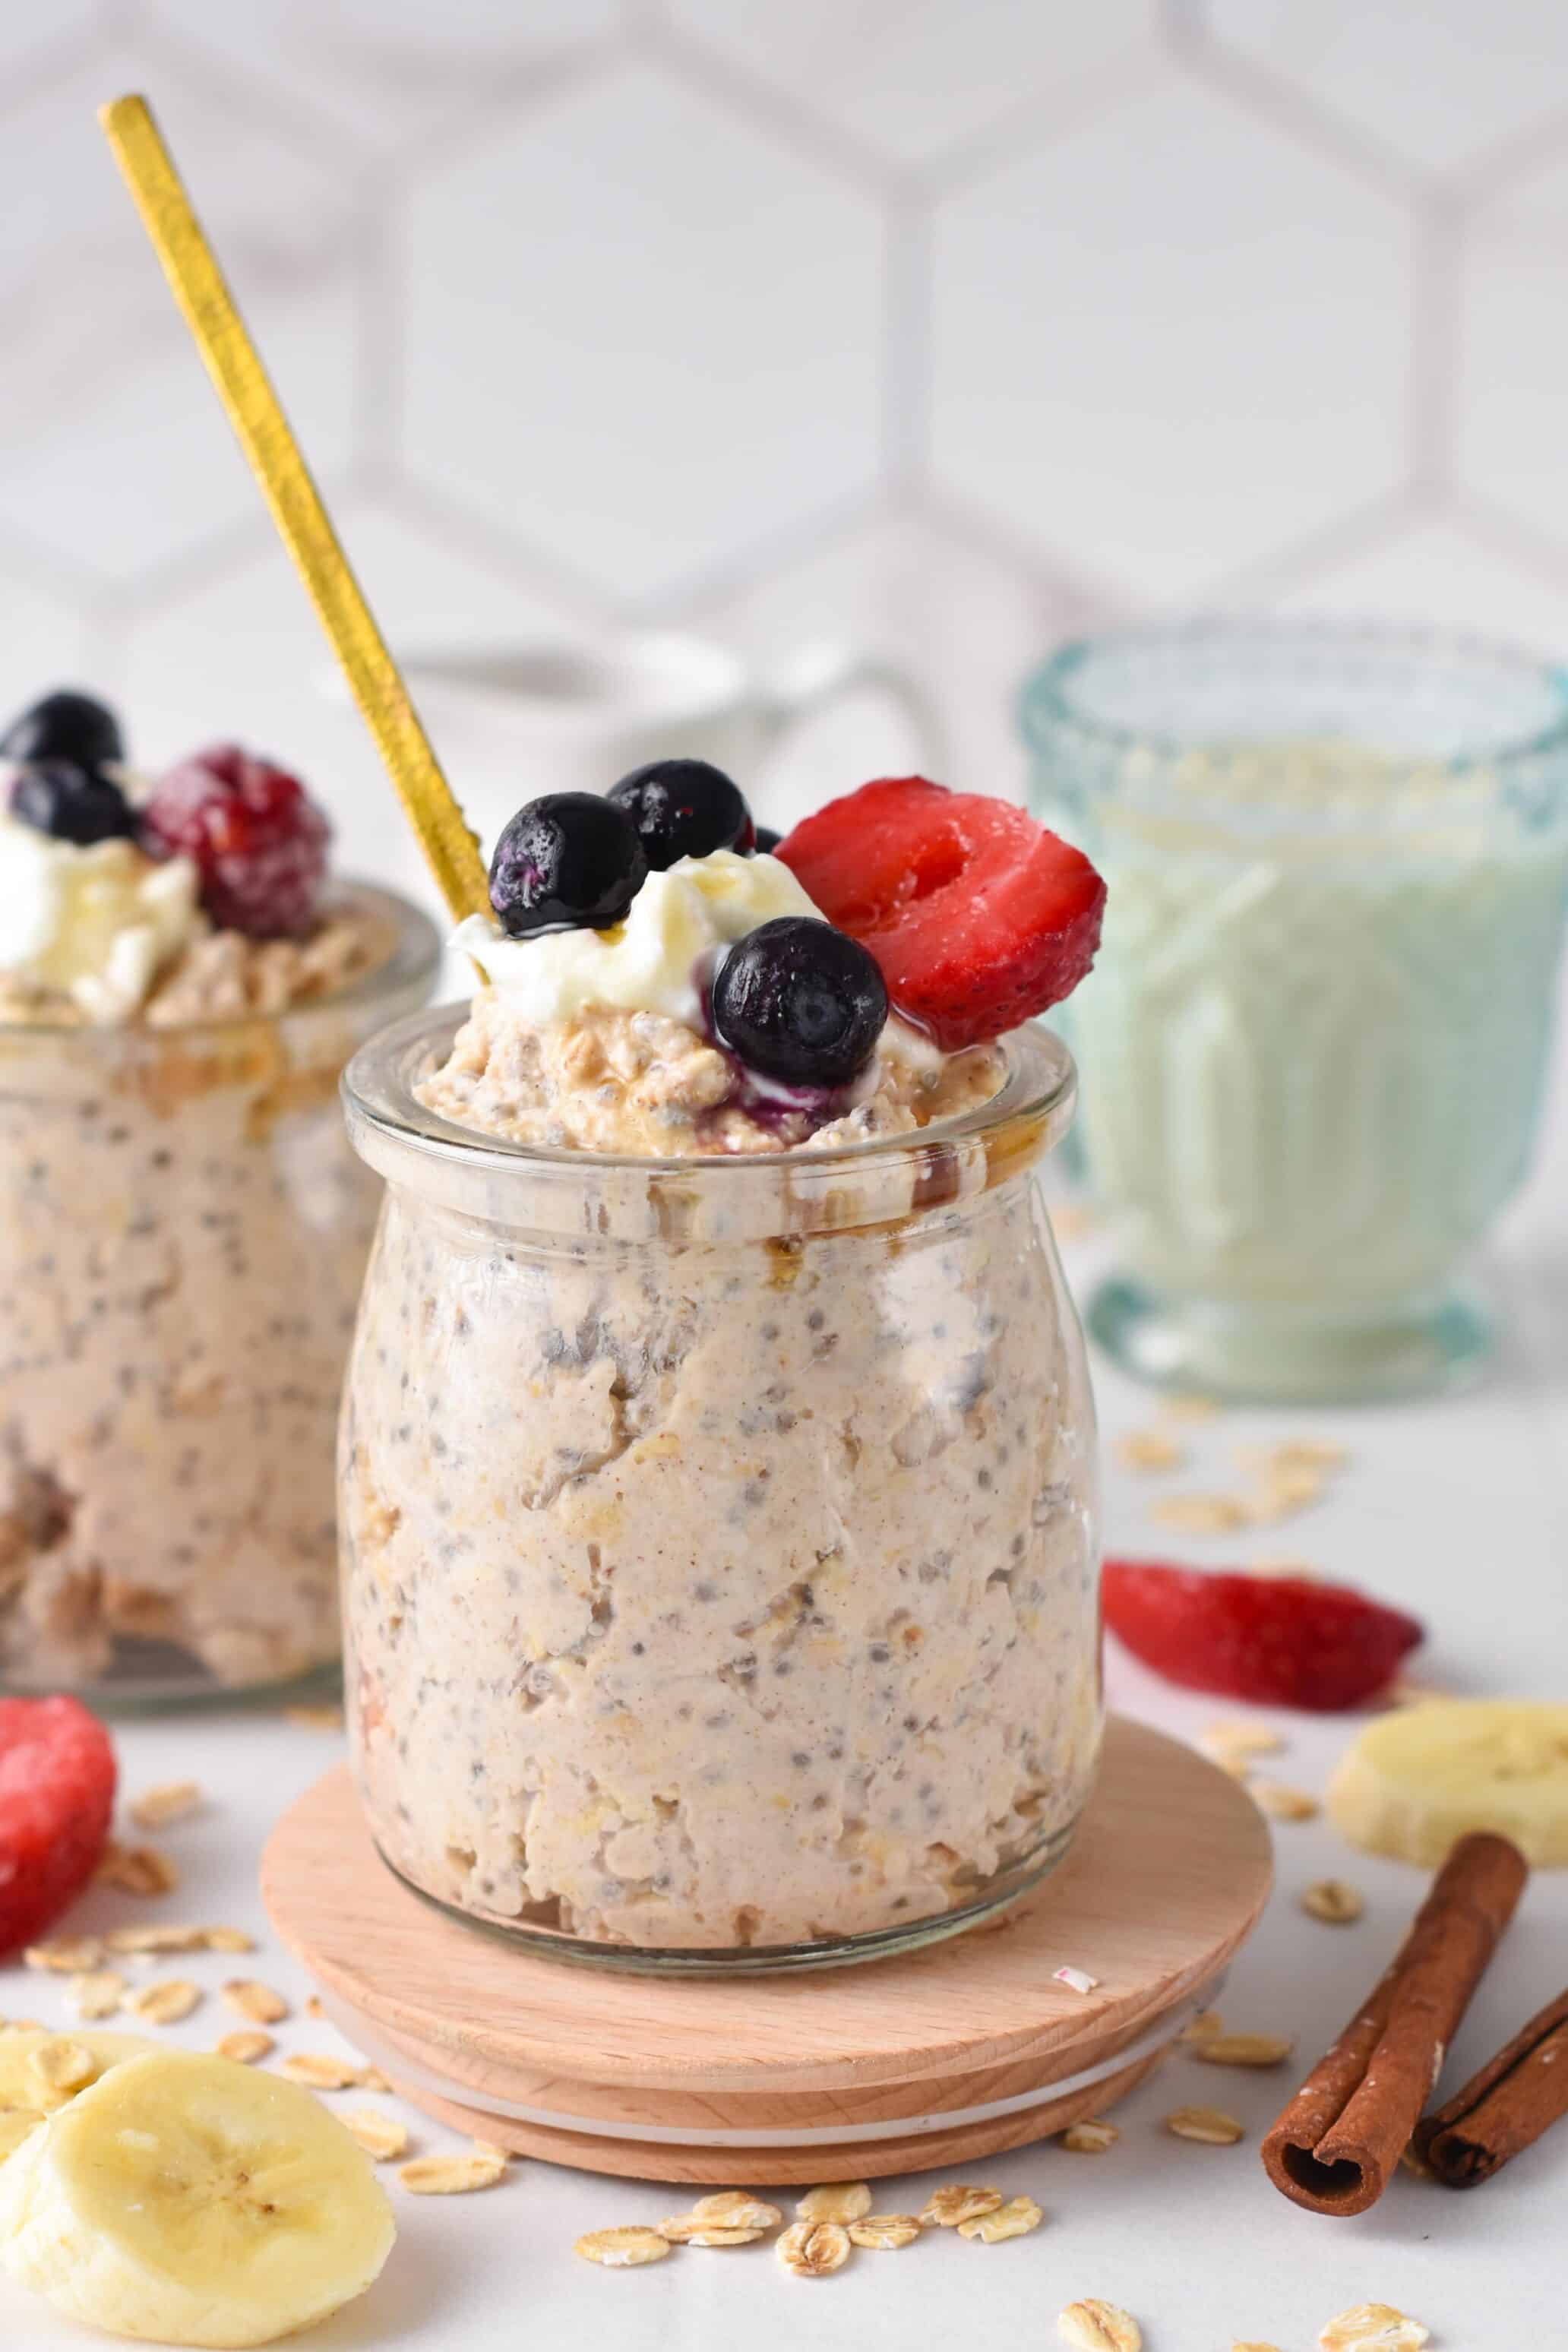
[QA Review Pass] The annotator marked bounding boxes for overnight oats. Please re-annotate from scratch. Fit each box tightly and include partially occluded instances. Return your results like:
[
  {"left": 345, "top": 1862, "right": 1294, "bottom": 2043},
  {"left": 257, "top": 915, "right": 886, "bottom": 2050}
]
[
  {"left": 0, "top": 690, "right": 438, "bottom": 1702},
  {"left": 341, "top": 763, "right": 1108, "bottom": 1968}
]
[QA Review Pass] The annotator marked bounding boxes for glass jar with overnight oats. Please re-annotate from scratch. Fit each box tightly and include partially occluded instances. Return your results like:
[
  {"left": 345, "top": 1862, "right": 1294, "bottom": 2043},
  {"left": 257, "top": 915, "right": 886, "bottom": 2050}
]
[
  {"left": 0, "top": 694, "right": 441, "bottom": 1702},
  {"left": 340, "top": 1002, "right": 1099, "bottom": 1971}
]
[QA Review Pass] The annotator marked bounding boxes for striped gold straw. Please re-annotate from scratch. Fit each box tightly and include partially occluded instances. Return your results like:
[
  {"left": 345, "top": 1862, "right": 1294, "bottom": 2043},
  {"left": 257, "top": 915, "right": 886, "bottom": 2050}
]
[{"left": 100, "top": 92, "right": 490, "bottom": 925}]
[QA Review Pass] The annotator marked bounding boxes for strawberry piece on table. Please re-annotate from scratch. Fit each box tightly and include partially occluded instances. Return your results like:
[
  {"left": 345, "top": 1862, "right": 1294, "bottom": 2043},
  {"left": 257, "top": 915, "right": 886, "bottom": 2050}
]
[
  {"left": 1102, "top": 1560, "right": 1424, "bottom": 1712},
  {"left": 0, "top": 1696, "right": 116, "bottom": 1954},
  {"left": 776, "top": 776, "right": 1105, "bottom": 1050}
]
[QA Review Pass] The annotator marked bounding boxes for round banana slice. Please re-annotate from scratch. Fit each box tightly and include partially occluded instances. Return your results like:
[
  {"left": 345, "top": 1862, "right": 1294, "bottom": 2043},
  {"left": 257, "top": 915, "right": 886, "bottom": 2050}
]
[
  {"left": 1328, "top": 1699, "right": 1568, "bottom": 1867},
  {"left": 0, "top": 2030, "right": 156, "bottom": 2164},
  {"left": 0, "top": 2048, "right": 396, "bottom": 2348}
]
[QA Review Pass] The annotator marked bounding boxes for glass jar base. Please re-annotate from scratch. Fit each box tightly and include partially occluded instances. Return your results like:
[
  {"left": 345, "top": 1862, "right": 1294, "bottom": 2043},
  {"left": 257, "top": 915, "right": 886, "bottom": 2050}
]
[
  {"left": 1088, "top": 1275, "right": 1492, "bottom": 1405},
  {"left": 0, "top": 1645, "right": 343, "bottom": 1718},
  {"left": 373, "top": 1815, "right": 1084, "bottom": 1977}
]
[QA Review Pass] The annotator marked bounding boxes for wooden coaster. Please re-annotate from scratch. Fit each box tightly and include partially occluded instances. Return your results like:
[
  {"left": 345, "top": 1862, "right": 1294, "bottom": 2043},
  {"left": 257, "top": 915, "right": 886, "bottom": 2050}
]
[{"left": 262, "top": 1715, "right": 1271, "bottom": 2183}]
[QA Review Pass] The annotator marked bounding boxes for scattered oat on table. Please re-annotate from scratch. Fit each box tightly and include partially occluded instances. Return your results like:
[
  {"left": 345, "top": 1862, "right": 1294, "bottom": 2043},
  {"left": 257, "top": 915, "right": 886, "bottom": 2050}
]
[
  {"left": 795, "top": 2180, "right": 871, "bottom": 2223},
  {"left": 279, "top": 2053, "right": 365, "bottom": 2091},
  {"left": 1318, "top": 2305, "right": 1429, "bottom": 2351},
  {"left": 662, "top": 2191, "right": 780, "bottom": 2233},
  {"left": 1265, "top": 1439, "right": 1349, "bottom": 1475},
  {"left": 919, "top": 2183, "right": 1004, "bottom": 2227},
  {"left": 1190, "top": 2031, "right": 1295, "bottom": 2069},
  {"left": 96, "top": 1841, "right": 179, "bottom": 1897},
  {"left": 1302, "top": 1878, "right": 1365, "bottom": 1924},
  {"left": 398, "top": 2152, "right": 507, "bottom": 2196},
  {"left": 359, "top": 2064, "right": 393, "bottom": 2094},
  {"left": 574, "top": 2225, "right": 672, "bottom": 2268},
  {"left": 1052, "top": 1965, "right": 1100, "bottom": 1995},
  {"left": 125, "top": 1979, "right": 201, "bottom": 2025},
  {"left": 958, "top": 2193, "right": 1043, "bottom": 2242},
  {"left": 678, "top": 2225, "right": 766, "bottom": 2246},
  {"left": 215, "top": 2029, "right": 274, "bottom": 2066},
  {"left": 68, "top": 1971, "right": 124, "bottom": 2020},
  {"left": 105, "top": 1924, "right": 208, "bottom": 1956},
  {"left": 221, "top": 1979, "right": 289, "bottom": 2026},
  {"left": 1165, "top": 2104, "right": 1246, "bottom": 2145},
  {"left": 305, "top": 1994, "right": 326, "bottom": 2019},
  {"left": 128, "top": 1780, "right": 202, "bottom": 1830},
  {"left": 1061, "top": 2118, "right": 1119, "bottom": 2154},
  {"left": 1151, "top": 1494, "right": 1254, "bottom": 1534},
  {"left": 345, "top": 2109, "right": 409, "bottom": 2161},
  {"left": 28, "top": 2038, "right": 94, "bottom": 2094},
  {"left": 469, "top": 2140, "right": 510, "bottom": 2165},
  {"left": 776, "top": 2221, "right": 851, "bottom": 2277},
  {"left": 1116, "top": 1429, "right": 1186, "bottom": 1474},
  {"left": 1178, "top": 2009, "right": 1225, "bottom": 2045},
  {"left": 1232, "top": 2341, "right": 1286, "bottom": 2350},
  {"left": 23, "top": 1936, "right": 105, "bottom": 1974},
  {"left": 1202, "top": 1720, "right": 1284, "bottom": 1761},
  {"left": 1059, "top": 2298, "right": 1143, "bottom": 2351},
  {"left": 847, "top": 2214, "right": 922, "bottom": 2249},
  {"left": 201, "top": 1927, "right": 256, "bottom": 1953},
  {"left": 1251, "top": 1780, "right": 1320, "bottom": 1822},
  {"left": 1161, "top": 1393, "right": 1220, "bottom": 1421}
]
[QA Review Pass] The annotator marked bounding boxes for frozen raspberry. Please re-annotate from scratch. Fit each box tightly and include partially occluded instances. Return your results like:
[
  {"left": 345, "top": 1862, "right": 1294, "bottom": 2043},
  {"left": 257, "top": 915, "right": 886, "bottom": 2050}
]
[
  {"left": 0, "top": 1696, "right": 116, "bottom": 1955},
  {"left": 141, "top": 743, "right": 331, "bottom": 938},
  {"left": 1102, "top": 1560, "right": 1424, "bottom": 1712}
]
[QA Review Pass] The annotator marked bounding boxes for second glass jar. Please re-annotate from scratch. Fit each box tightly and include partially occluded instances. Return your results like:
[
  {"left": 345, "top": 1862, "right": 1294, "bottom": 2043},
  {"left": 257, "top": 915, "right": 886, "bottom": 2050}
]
[{"left": 340, "top": 1010, "right": 1101, "bottom": 1972}]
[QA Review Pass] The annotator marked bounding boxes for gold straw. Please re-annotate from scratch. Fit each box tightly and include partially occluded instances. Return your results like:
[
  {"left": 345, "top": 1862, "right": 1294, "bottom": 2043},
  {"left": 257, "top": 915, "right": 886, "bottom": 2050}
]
[{"left": 99, "top": 93, "right": 490, "bottom": 926}]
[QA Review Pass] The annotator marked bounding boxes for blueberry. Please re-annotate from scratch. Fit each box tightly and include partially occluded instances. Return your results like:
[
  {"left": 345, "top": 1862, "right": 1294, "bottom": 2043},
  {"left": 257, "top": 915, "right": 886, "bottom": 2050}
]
[
  {"left": 752, "top": 825, "right": 782, "bottom": 855},
  {"left": 711, "top": 916, "right": 887, "bottom": 1086},
  {"left": 10, "top": 760, "right": 137, "bottom": 847},
  {"left": 607, "top": 758, "right": 754, "bottom": 870},
  {"left": 488, "top": 792, "right": 647, "bottom": 937},
  {"left": 0, "top": 690, "right": 124, "bottom": 772}
]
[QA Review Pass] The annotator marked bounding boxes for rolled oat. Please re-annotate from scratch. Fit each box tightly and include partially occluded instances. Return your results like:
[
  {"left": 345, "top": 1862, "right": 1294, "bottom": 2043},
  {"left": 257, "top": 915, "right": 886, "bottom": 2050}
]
[
  {"left": 1302, "top": 1878, "right": 1365, "bottom": 1924},
  {"left": 847, "top": 2215, "right": 922, "bottom": 2249},
  {"left": 220, "top": 1979, "right": 289, "bottom": 2026},
  {"left": 1058, "top": 2299, "right": 1142, "bottom": 2351},
  {"left": 1318, "top": 2305, "right": 1429, "bottom": 2351},
  {"left": 67, "top": 1971, "right": 124, "bottom": 2020},
  {"left": 919, "top": 2183, "right": 1004, "bottom": 2227},
  {"left": 1190, "top": 2031, "right": 1295, "bottom": 2069},
  {"left": 574, "top": 2225, "right": 672, "bottom": 2268},
  {"left": 1250, "top": 1780, "right": 1320, "bottom": 1822},
  {"left": 795, "top": 2180, "right": 871, "bottom": 2223},
  {"left": 345, "top": 2109, "right": 410, "bottom": 2161},
  {"left": 128, "top": 1781, "right": 202, "bottom": 1829},
  {"left": 776, "top": 2221, "right": 852, "bottom": 2276},
  {"left": 125, "top": 1979, "right": 201, "bottom": 2025},
  {"left": 1165, "top": 2104, "right": 1246, "bottom": 2145},
  {"left": 279, "top": 2053, "right": 364, "bottom": 2090},
  {"left": 398, "top": 2153, "right": 507, "bottom": 2196},
  {"left": 958, "top": 2193, "right": 1043, "bottom": 2241},
  {"left": 1061, "top": 2118, "right": 1119, "bottom": 2154},
  {"left": 215, "top": 2029, "right": 274, "bottom": 2065}
]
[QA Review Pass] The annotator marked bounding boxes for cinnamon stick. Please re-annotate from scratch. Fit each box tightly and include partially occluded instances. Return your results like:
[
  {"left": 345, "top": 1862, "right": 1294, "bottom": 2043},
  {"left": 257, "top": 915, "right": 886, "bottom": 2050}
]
[
  {"left": 1415, "top": 1985, "right": 1568, "bottom": 2187},
  {"left": 1261, "top": 1831, "right": 1527, "bottom": 2216}
]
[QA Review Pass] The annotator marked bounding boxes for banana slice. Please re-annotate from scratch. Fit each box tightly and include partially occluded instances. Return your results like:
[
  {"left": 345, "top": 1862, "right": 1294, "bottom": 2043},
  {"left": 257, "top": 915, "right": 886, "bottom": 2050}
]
[
  {"left": 1328, "top": 1699, "right": 1568, "bottom": 1866},
  {"left": 0, "top": 2048, "right": 395, "bottom": 2347},
  {"left": 0, "top": 2029, "right": 156, "bottom": 2164}
]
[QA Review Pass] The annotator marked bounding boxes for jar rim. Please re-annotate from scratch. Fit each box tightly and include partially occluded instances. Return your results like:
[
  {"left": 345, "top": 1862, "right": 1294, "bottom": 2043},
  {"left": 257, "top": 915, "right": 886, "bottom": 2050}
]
[
  {"left": 343, "top": 1001, "right": 1075, "bottom": 1197},
  {"left": 1020, "top": 615, "right": 1568, "bottom": 795},
  {"left": 0, "top": 880, "right": 441, "bottom": 1050}
]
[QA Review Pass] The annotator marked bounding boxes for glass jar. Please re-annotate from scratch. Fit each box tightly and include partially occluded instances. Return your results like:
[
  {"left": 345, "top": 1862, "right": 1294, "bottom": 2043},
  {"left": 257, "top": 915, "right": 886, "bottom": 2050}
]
[
  {"left": 1022, "top": 619, "right": 1568, "bottom": 1402},
  {"left": 340, "top": 1008, "right": 1100, "bottom": 1974},
  {"left": 0, "top": 885, "right": 439, "bottom": 1706}
]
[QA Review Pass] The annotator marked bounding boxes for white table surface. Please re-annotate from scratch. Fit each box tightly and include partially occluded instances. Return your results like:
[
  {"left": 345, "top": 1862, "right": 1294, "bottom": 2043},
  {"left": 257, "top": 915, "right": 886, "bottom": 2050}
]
[{"left": 3, "top": 1050, "right": 1563, "bottom": 2352}]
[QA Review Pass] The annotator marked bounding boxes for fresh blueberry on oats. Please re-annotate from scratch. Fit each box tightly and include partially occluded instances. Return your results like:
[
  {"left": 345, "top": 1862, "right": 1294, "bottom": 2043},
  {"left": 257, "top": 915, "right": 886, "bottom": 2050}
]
[
  {"left": 607, "top": 758, "right": 754, "bottom": 870},
  {"left": 0, "top": 689, "right": 125, "bottom": 773},
  {"left": 10, "top": 760, "right": 138, "bottom": 846},
  {"left": 488, "top": 792, "right": 647, "bottom": 937},
  {"left": 711, "top": 915, "right": 887, "bottom": 1087}
]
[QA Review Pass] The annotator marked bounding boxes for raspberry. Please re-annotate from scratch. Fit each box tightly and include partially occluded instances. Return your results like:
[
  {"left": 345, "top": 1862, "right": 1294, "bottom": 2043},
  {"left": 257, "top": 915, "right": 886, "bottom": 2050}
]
[
  {"left": 0, "top": 1696, "right": 116, "bottom": 1954},
  {"left": 1102, "top": 1560, "right": 1424, "bottom": 1712},
  {"left": 141, "top": 744, "right": 331, "bottom": 938},
  {"left": 778, "top": 776, "right": 1105, "bottom": 1050}
]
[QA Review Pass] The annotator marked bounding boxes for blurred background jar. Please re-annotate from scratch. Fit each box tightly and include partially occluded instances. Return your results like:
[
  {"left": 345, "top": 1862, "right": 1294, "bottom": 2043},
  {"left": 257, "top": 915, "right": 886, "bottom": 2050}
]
[
  {"left": 1022, "top": 619, "right": 1568, "bottom": 1402},
  {"left": 0, "top": 885, "right": 438, "bottom": 1706}
]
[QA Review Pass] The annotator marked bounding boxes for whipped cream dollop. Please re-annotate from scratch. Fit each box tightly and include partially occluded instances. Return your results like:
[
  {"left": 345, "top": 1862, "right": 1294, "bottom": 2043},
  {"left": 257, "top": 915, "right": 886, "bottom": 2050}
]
[
  {"left": 0, "top": 810, "right": 202, "bottom": 1023},
  {"left": 454, "top": 849, "right": 828, "bottom": 1033}
]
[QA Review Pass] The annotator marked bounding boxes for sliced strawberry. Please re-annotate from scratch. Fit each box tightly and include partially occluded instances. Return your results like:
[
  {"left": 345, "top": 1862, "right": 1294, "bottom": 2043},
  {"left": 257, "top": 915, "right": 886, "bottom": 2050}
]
[
  {"left": 1102, "top": 1560, "right": 1424, "bottom": 1712},
  {"left": 776, "top": 776, "right": 1105, "bottom": 1050},
  {"left": 0, "top": 1696, "right": 116, "bottom": 1954}
]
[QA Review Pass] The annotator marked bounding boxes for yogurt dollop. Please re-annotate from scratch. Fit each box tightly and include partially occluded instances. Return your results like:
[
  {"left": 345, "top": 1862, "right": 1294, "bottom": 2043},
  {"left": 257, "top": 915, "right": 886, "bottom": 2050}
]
[
  {"left": 0, "top": 810, "right": 201, "bottom": 1023},
  {"left": 453, "top": 849, "right": 826, "bottom": 1033}
]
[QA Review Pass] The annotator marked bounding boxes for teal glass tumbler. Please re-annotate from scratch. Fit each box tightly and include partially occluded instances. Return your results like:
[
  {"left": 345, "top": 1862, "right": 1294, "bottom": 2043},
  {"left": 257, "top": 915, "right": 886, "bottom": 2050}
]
[{"left": 1020, "top": 619, "right": 1568, "bottom": 1402}]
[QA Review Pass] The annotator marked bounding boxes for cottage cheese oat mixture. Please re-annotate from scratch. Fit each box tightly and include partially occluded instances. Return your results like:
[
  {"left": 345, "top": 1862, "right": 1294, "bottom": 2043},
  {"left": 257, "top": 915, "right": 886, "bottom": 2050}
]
[
  {"left": 344, "top": 766, "right": 1108, "bottom": 1952},
  {"left": 0, "top": 694, "right": 420, "bottom": 1693}
]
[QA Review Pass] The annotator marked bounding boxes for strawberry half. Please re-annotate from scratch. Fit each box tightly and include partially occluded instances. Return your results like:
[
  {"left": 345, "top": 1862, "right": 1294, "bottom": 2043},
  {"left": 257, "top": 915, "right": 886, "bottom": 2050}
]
[
  {"left": 776, "top": 777, "right": 1105, "bottom": 1051},
  {"left": 1102, "top": 1560, "right": 1424, "bottom": 1712}
]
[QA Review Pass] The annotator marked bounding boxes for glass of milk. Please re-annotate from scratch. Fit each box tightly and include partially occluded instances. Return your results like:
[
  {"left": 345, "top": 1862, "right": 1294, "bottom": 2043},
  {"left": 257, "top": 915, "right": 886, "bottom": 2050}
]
[{"left": 1021, "top": 618, "right": 1568, "bottom": 1402}]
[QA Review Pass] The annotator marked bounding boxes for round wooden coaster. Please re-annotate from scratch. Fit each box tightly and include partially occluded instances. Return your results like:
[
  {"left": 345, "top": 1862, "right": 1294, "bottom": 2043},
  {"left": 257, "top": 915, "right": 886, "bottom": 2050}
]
[{"left": 261, "top": 1715, "right": 1271, "bottom": 2183}]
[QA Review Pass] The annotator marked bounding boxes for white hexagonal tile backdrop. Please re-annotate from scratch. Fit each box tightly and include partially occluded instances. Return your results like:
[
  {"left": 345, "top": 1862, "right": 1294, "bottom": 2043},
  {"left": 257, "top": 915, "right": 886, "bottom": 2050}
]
[{"left": 0, "top": 0, "right": 1564, "bottom": 900}]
